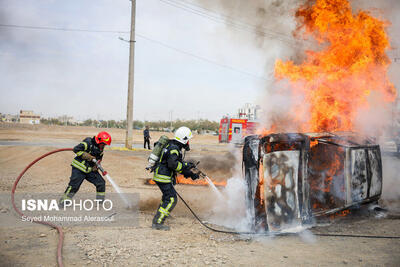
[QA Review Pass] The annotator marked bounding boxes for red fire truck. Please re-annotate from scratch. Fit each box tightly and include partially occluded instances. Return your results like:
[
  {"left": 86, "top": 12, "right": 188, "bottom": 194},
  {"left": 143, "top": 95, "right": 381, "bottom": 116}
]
[{"left": 219, "top": 117, "right": 259, "bottom": 143}]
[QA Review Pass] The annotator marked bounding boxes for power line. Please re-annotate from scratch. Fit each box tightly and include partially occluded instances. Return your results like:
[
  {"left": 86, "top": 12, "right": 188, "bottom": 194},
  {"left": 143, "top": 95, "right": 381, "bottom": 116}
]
[
  {"left": 0, "top": 23, "right": 129, "bottom": 33},
  {"left": 0, "top": 23, "right": 271, "bottom": 81},
  {"left": 170, "top": 0, "right": 288, "bottom": 20},
  {"left": 135, "top": 33, "right": 271, "bottom": 81},
  {"left": 162, "top": 0, "right": 293, "bottom": 39},
  {"left": 158, "top": 0, "right": 302, "bottom": 48},
  {"left": 0, "top": 2, "right": 297, "bottom": 45}
]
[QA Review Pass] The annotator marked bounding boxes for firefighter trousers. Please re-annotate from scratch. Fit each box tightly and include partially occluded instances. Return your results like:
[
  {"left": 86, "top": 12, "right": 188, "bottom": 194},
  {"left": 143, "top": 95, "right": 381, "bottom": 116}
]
[
  {"left": 152, "top": 181, "right": 177, "bottom": 225},
  {"left": 61, "top": 167, "right": 106, "bottom": 202}
]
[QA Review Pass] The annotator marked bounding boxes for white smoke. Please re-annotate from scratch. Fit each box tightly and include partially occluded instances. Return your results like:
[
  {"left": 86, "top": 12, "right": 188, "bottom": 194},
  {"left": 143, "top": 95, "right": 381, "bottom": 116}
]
[
  {"left": 355, "top": 90, "right": 393, "bottom": 138},
  {"left": 298, "top": 229, "right": 317, "bottom": 243},
  {"left": 205, "top": 144, "right": 252, "bottom": 231},
  {"left": 192, "top": 0, "right": 304, "bottom": 76},
  {"left": 207, "top": 175, "right": 252, "bottom": 231},
  {"left": 381, "top": 156, "right": 400, "bottom": 211},
  {"left": 257, "top": 79, "right": 310, "bottom": 132}
]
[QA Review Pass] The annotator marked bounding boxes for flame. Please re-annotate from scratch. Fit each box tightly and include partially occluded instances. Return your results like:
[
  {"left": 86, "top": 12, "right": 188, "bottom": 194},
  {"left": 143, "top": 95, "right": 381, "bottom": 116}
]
[
  {"left": 258, "top": 162, "right": 265, "bottom": 202},
  {"left": 309, "top": 143, "right": 346, "bottom": 212},
  {"left": 147, "top": 175, "right": 226, "bottom": 187},
  {"left": 175, "top": 175, "right": 226, "bottom": 186},
  {"left": 273, "top": 0, "right": 396, "bottom": 133},
  {"left": 310, "top": 139, "right": 319, "bottom": 147},
  {"left": 329, "top": 209, "right": 351, "bottom": 219}
]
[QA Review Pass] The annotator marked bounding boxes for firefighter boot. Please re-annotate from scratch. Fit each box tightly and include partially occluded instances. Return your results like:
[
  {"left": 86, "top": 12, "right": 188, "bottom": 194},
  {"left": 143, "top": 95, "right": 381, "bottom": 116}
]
[
  {"left": 152, "top": 223, "right": 170, "bottom": 231},
  {"left": 152, "top": 208, "right": 170, "bottom": 231},
  {"left": 58, "top": 197, "right": 69, "bottom": 209}
]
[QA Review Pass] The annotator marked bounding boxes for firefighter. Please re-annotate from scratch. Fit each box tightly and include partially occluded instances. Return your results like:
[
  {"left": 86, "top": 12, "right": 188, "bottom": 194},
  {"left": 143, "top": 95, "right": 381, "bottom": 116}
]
[
  {"left": 60, "top": 131, "right": 112, "bottom": 205},
  {"left": 152, "top": 126, "right": 199, "bottom": 230}
]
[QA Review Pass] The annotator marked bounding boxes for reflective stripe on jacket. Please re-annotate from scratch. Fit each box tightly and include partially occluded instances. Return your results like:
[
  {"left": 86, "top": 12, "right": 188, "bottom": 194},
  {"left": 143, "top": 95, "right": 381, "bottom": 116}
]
[
  {"left": 153, "top": 140, "right": 184, "bottom": 183},
  {"left": 71, "top": 137, "right": 103, "bottom": 173}
]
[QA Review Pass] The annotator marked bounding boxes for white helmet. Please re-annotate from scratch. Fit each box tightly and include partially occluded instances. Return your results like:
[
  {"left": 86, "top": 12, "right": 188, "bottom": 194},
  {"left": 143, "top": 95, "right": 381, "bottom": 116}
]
[{"left": 174, "top": 126, "right": 193, "bottom": 145}]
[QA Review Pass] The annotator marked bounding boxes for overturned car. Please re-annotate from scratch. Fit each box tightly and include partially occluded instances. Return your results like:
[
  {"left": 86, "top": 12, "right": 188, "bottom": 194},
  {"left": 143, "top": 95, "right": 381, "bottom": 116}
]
[{"left": 243, "top": 132, "right": 383, "bottom": 232}]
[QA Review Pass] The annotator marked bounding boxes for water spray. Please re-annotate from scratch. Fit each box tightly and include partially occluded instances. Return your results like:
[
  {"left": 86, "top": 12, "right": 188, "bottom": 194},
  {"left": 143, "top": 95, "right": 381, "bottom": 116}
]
[
  {"left": 192, "top": 162, "right": 224, "bottom": 200},
  {"left": 92, "top": 159, "right": 132, "bottom": 209}
]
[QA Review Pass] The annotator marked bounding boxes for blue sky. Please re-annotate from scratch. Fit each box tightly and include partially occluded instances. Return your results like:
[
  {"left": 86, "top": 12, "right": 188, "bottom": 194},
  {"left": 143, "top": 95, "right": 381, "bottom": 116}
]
[{"left": 0, "top": 0, "right": 276, "bottom": 121}]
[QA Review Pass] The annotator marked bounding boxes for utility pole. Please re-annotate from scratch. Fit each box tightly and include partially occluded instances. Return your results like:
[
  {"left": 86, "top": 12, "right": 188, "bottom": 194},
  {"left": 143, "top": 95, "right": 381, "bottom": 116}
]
[{"left": 125, "top": 0, "right": 136, "bottom": 149}]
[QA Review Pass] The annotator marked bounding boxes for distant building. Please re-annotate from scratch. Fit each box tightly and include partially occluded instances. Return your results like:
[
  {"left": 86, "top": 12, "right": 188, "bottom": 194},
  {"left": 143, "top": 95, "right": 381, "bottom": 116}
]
[
  {"left": 1, "top": 113, "right": 19, "bottom": 122},
  {"left": 19, "top": 110, "right": 40, "bottom": 124},
  {"left": 237, "top": 103, "right": 261, "bottom": 120},
  {"left": 57, "top": 115, "right": 75, "bottom": 125}
]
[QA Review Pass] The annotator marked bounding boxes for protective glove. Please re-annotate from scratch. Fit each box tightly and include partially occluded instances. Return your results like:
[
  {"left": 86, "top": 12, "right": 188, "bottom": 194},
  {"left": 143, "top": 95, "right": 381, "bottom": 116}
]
[
  {"left": 92, "top": 165, "right": 98, "bottom": 172},
  {"left": 190, "top": 172, "right": 200, "bottom": 180},
  {"left": 181, "top": 162, "right": 194, "bottom": 178},
  {"left": 81, "top": 152, "right": 96, "bottom": 161},
  {"left": 183, "top": 161, "right": 195, "bottom": 171},
  {"left": 181, "top": 169, "right": 192, "bottom": 178}
]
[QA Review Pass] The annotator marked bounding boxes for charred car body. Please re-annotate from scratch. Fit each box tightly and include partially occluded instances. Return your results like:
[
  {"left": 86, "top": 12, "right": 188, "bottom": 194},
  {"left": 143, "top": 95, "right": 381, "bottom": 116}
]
[{"left": 243, "top": 133, "right": 383, "bottom": 232}]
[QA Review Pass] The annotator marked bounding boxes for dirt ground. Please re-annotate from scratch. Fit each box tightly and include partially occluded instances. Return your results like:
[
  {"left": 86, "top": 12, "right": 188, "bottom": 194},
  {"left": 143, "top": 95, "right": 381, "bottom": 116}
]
[{"left": 0, "top": 124, "right": 399, "bottom": 266}]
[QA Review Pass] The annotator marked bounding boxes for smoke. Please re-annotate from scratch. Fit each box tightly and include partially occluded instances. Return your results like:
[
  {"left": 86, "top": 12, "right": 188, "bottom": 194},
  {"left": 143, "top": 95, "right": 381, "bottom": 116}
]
[
  {"left": 191, "top": 0, "right": 311, "bottom": 134},
  {"left": 352, "top": 0, "right": 400, "bottom": 140},
  {"left": 298, "top": 229, "right": 317, "bottom": 243},
  {"left": 193, "top": 0, "right": 304, "bottom": 74},
  {"left": 355, "top": 90, "right": 393, "bottom": 138},
  {"left": 203, "top": 144, "right": 253, "bottom": 231},
  {"left": 258, "top": 79, "right": 310, "bottom": 132},
  {"left": 381, "top": 156, "right": 400, "bottom": 211},
  {"left": 191, "top": 151, "right": 236, "bottom": 174},
  {"left": 349, "top": 1, "right": 400, "bottom": 209},
  {"left": 207, "top": 175, "right": 252, "bottom": 231}
]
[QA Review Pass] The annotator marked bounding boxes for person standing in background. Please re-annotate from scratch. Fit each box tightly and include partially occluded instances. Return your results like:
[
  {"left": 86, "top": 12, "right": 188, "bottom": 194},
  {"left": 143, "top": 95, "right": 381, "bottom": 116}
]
[{"left": 143, "top": 126, "right": 151, "bottom": 149}]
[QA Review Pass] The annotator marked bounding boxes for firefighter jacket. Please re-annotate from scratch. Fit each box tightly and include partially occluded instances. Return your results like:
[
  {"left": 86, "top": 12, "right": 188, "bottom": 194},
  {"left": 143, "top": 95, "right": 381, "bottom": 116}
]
[
  {"left": 153, "top": 140, "right": 190, "bottom": 183},
  {"left": 71, "top": 137, "right": 104, "bottom": 173}
]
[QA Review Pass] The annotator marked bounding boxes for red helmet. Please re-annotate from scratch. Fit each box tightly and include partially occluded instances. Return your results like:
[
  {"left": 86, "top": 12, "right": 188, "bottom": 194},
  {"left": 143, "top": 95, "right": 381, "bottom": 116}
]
[{"left": 95, "top": 131, "right": 112, "bottom": 146}]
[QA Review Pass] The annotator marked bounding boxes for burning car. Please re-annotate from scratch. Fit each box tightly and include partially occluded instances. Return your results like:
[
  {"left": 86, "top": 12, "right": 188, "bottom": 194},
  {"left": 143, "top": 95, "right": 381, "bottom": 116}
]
[{"left": 243, "top": 132, "right": 383, "bottom": 232}]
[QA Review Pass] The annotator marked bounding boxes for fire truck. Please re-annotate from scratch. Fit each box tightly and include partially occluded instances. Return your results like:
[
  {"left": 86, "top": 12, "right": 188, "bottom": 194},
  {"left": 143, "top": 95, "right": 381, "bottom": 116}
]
[{"left": 218, "top": 117, "right": 259, "bottom": 143}]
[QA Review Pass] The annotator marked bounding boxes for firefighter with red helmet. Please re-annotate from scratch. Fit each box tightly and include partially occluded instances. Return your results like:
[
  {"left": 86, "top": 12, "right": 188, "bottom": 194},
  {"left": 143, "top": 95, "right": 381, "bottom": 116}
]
[{"left": 60, "top": 132, "right": 112, "bottom": 204}]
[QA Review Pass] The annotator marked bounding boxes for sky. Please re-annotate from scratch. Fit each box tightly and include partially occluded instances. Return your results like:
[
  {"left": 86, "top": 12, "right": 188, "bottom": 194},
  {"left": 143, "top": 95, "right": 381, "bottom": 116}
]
[
  {"left": 0, "top": 0, "right": 275, "bottom": 122},
  {"left": 0, "top": 0, "right": 398, "bottom": 122}
]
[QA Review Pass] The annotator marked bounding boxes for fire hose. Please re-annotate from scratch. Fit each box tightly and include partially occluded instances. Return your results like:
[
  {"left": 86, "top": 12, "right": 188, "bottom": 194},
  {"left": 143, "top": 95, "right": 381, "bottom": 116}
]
[
  {"left": 174, "top": 188, "right": 400, "bottom": 239},
  {"left": 10, "top": 148, "right": 129, "bottom": 267},
  {"left": 10, "top": 149, "right": 400, "bottom": 267},
  {"left": 11, "top": 148, "right": 73, "bottom": 267},
  {"left": 173, "top": 165, "right": 400, "bottom": 239}
]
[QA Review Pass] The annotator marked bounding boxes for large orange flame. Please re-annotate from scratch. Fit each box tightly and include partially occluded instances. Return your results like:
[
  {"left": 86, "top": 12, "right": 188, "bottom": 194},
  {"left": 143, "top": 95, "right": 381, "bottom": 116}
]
[{"left": 274, "top": 0, "right": 397, "bottom": 133}]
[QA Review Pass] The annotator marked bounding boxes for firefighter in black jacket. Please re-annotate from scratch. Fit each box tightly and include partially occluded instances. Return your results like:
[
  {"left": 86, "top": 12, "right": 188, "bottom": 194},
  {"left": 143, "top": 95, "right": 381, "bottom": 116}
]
[
  {"left": 60, "top": 131, "right": 112, "bottom": 205},
  {"left": 152, "top": 126, "right": 199, "bottom": 230}
]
